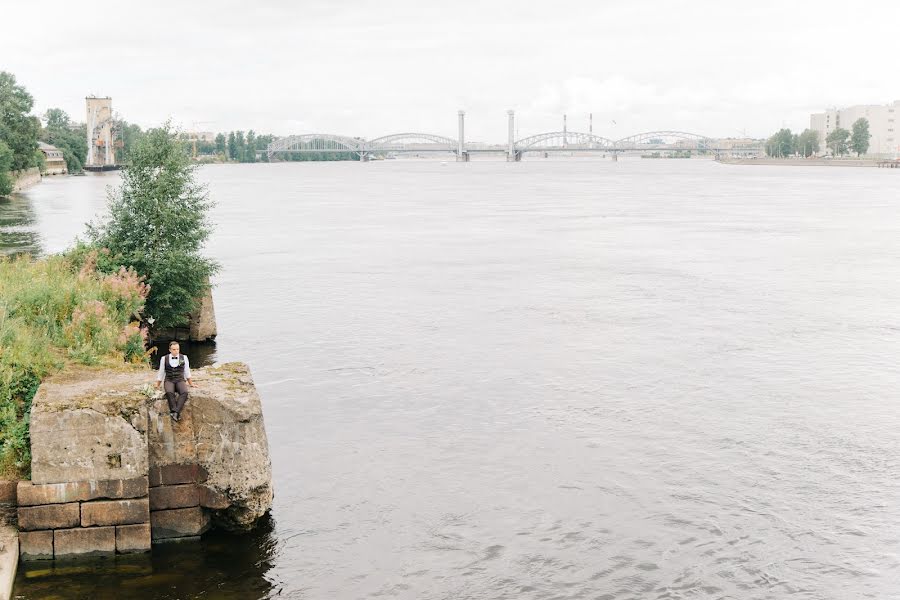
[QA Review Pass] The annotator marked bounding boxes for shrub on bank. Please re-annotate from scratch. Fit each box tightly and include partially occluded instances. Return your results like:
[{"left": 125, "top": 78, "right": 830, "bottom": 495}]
[
  {"left": 0, "top": 253, "right": 148, "bottom": 477},
  {"left": 85, "top": 124, "right": 219, "bottom": 331}
]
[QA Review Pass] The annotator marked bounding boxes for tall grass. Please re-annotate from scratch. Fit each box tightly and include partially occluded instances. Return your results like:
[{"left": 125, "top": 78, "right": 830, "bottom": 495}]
[{"left": 0, "top": 252, "right": 148, "bottom": 477}]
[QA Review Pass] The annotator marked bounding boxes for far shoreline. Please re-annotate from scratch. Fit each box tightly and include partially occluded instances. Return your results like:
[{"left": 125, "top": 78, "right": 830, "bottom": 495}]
[{"left": 717, "top": 157, "right": 898, "bottom": 168}]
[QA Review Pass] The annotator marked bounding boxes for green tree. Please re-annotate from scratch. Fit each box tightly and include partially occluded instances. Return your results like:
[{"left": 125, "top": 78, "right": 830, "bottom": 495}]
[
  {"left": 0, "top": 72, "right": 41, "bottom": 173},
  {"left": 235, "top": 131, "right": 246, "bottom": 162},
  {"left": 227, "top": 131, "right": 238, "bottom": 160},
  {"left": 41, "top": 108, "right": 88, "bottom": 173},
  {"left": 116, "top": 121, "right": 145, "bottom": 164},
  {"left": 795, "top": 129, "right": 820, "bottom": 157},
  {"left": 0, "top": 140, "right": 13, "bottom": 196},
  {"left": 850, "top": 118, "right": 871, "bottom": 156},
  {"left": 826, "top": 127, "right": 851, "bottom": 156},
  {"left": 196, "top": 140, "right": 216, "bottom": 155},
  {"left": 86, "top": 124, "right": 219, "bottom": 329},
  {"left": 45, "top": 107, "right": 69, "bottom": 130},
  {"left": 765, "top": 128, "right": 794, "bottom": 157},
  {"left": 245, "top": 130, "right": 257, "bottom": 163},
  {"left": 215, "top": 133, "right": 226, "bottom": 155}
]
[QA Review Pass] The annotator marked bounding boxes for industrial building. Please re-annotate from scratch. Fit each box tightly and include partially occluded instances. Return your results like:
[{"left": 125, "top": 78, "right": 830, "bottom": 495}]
[{"left": 85, "top": 96, "right": 118, "bottom": 169}]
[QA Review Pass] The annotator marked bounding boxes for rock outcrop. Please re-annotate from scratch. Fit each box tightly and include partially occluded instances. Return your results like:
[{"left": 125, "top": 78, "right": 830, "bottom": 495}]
[
  {"left": 20, "top": 362, "right": 272, "bottom": 560},
  {"left": 153, "top": 284, "right": 217, "bottom": 343},
  {"left": 148, "top": 363, "right": 273, "bottom": 531}
]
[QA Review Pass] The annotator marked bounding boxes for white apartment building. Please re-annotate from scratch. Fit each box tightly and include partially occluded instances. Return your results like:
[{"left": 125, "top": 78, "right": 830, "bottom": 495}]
[{"left": 810, "top": 100, "right": 900, "bottom": 158}]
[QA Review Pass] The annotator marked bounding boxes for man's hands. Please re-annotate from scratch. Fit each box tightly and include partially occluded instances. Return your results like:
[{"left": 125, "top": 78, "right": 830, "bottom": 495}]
[{"left": 155, "top": 381, "right": 161, "bottom": 389}]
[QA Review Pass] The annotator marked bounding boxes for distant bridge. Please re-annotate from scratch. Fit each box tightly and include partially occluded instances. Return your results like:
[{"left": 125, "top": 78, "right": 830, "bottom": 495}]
[{"left": 267, "top": 111, "right": 762, "bottom": 161}]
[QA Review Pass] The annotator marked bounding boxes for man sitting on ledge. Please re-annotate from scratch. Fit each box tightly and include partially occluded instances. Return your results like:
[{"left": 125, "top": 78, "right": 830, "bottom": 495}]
[{"left": 155, "top": 341, "right": 193, "bottom": 422}]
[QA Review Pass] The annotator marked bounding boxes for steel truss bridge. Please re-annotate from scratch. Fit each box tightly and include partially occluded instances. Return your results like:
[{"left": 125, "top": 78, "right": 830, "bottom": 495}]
[{"left": 267, "top": 111, "right": 762, "bottom": 161}]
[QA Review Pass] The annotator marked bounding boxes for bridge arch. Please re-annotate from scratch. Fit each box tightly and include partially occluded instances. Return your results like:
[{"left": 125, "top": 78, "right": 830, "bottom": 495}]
[
  {"left": 614, "top": 131, "right": 711, "bottom": 148},
  {"left": 267, "top": 134, "right": 363, "bottom": 159},
  {"left": 515, "top": 131, "right": 616, "bottom": 151},
  {"left": 367, "top": 133, "right": 457, "bottom": 152}
]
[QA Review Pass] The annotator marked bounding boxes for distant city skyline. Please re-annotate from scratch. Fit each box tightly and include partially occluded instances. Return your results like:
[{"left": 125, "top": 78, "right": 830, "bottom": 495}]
[{"left": 3, "top": 0, "right": 899, "bottom": 141}]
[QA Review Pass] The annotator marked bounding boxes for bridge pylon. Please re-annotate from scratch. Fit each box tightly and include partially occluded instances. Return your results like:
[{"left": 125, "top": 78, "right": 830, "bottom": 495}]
[
  {"left": 507, "top": 110, "right": 516, "bottom": 161},
  {"left": 457, "top": 110, "right": 467, "bottom": 161}
]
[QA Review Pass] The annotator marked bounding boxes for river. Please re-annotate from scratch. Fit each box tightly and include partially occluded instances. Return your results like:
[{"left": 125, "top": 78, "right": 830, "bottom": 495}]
[{"left": 3, "top": 160, "right": 900, "bottom": 599}]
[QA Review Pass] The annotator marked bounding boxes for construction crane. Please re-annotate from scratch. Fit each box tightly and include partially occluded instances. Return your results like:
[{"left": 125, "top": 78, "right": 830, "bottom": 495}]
[{"left": 188, "top": 121, "right": 216, "bottom": 158}]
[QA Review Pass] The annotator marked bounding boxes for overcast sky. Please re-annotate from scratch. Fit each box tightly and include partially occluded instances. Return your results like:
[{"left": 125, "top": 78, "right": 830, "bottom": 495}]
[{"left": 3, "top": 0, "right": 898, "bottom": 141}]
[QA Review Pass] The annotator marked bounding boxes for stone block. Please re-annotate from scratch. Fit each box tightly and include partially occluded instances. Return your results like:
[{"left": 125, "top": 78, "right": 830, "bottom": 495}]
[
  {"left": 54, "top": 526, "right": 115, "bottom": 557},
  {"left": 160, "top": 464, "right": 208, "bottom": 486},
  {"left": 150, "top": 507, "right": 210, "bottom": 540},
  {"left": 95, "top": 477, "right": 149, "bottom": 501},
  {"left": 0, "top": 480, "right": 16, "bottom": 505},
  {"left": 18, "top": 477, "right": 148, "bottom": 506},
  {"left": 149, "top": 464, "right": 208, "bottom": 487},
  {"left": 198, "top": 485, "right": 230, "bottom": 510},
  {"left": 17, "top": 481, "right": 88, "bottom": 506},
  {"left": 150, "top": 484, "right": 199, "bottom": 510},
  {"left": 17, "top": 477, "right": 148, "bottom": 506},
  {"left": 19, "top": 530, "right": 54, "bottom": 560},
  {"left": 115, "top": 523, "right": 151, "bottom": 554},
  {"left": 29, "top": 368, "right": 149, "bottom": 485},
  {"left": 148, "top": 466, "right": 161, "bottom": 487},
  {"left": 18, "top": 503, "right": 80, "bottom": 531},
  {"left": 81, "top": 498, "right": 149, "bottom": 527},
  {"left": 17, "top": 478, "right": 148, "bottom": 506}
]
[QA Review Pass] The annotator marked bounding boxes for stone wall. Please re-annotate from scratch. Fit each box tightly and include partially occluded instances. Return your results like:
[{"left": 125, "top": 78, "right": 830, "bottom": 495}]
[
  {"left": 19, "top": 362, "right": 272, "bottom": 561},
  {"left": 11, "top": 168, "right": 41, "bottom": 193},
  {"left": 17, "top": 478, "right": 151, "bottom": 559}
]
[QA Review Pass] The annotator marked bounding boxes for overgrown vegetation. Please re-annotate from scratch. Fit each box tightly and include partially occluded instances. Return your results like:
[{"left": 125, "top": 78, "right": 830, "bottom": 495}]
[
  {"left": 86, "top": 124, "right": 219, "bottom": 330},
  {"left": 41, "top": 108, "right": 88, "bottom": 173},
  {"left": 0, "top": 253, "right": 149, "bottom": 477},
  {"left": 0, "top": 71, "right": 42, "bottom": 196}
]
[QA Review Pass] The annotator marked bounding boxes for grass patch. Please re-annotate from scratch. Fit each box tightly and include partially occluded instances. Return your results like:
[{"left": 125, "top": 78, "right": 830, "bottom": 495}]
[{"left": 0, "top": 252, "right": 148, "bottom": 478}]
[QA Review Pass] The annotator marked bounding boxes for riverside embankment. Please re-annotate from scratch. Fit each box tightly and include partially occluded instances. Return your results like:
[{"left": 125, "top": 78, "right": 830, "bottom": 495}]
[
  {"left": 16, "top": 362, "right": 272, "bottom": 559},
  {"left": 719, "top": 157, "right": 883, "bottom": 166},
  {"left": 10, "top": 168, "right": 41, "bottom": 193}
]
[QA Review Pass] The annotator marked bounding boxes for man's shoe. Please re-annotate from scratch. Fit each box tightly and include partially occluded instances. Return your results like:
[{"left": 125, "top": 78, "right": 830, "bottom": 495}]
[{"left": 173, "top": 412, "right": 180, "bottom": 422}]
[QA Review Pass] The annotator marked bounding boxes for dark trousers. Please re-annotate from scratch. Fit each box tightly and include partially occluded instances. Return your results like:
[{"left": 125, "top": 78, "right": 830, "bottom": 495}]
[{"left": 164, "top": 380, "right": 189, "bottom": 414}]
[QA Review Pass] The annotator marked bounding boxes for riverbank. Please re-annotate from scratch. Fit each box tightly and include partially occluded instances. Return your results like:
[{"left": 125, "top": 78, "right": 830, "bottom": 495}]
[
  {"left": 10, "top": 168, "right": 41, "bottom": 193},
  {"left": 718, "top": 157, "right": 883, "bottom": 167},
  {"left": 0, "top": 253, "right": 148, "bottom": 479}
]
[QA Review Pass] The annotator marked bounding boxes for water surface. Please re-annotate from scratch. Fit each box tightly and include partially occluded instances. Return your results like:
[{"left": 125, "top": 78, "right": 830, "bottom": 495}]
[{"left": 6, "top": 160, "right": 900, "bottom": 599}]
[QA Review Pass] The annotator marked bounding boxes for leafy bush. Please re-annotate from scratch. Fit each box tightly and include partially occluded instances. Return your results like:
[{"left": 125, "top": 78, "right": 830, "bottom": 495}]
[
  {"left": 0, "top": 139, "right": 13, "bottom": 197},
  {"left": 86, "top": 124, "right": 219, "bottom": 330},
  {"left": 0, "top": 253, "right": 149, "bottom": 477}
]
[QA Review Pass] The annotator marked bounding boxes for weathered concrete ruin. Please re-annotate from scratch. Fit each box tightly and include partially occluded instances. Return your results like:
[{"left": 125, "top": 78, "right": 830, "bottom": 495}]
[{"left": 17, "top": 363, "right": 272, "bottom": 561}]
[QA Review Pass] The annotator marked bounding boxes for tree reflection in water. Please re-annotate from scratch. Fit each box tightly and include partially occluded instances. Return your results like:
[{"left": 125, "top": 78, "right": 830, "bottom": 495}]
[{"left": 0, "top": 194, "right": 42, "bottom": 257}]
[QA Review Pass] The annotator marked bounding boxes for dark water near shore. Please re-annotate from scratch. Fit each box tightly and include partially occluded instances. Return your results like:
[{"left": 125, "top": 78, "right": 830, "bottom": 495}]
[{"left": 4, "top": 160, "right": 900, "bottom": 599}]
